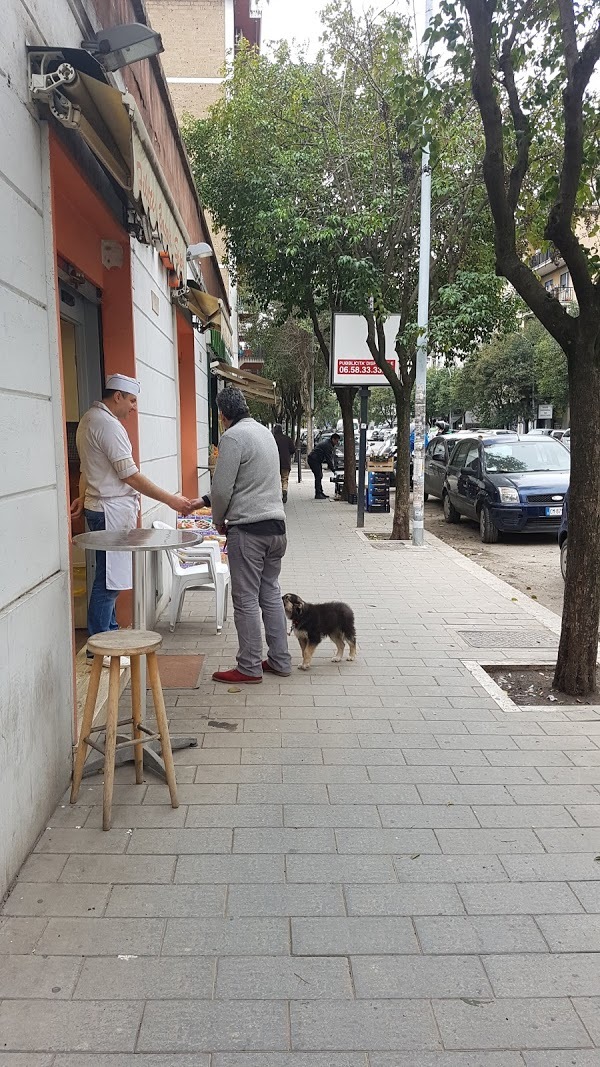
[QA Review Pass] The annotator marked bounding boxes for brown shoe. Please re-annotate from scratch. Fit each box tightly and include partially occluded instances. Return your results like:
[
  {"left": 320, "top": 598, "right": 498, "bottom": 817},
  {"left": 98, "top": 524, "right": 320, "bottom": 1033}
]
[{"left": 262, "top": 660, "right": 291, "bottom": 677}]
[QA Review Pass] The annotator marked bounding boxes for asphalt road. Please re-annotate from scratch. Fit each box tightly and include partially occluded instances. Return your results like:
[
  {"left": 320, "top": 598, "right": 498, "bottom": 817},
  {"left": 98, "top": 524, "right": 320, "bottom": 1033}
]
[{"left": 424, "top": 496, "right": 565, "bottom": 618}]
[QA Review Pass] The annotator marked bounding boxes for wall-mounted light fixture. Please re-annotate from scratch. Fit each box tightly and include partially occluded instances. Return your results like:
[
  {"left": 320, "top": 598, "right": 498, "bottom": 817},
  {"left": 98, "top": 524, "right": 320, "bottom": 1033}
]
[
  {"left": 187, "top": 242, "right": 214, "bottom": 263},
  {"left": 81, "top": 23, "right": 164, "bottom": 72}
]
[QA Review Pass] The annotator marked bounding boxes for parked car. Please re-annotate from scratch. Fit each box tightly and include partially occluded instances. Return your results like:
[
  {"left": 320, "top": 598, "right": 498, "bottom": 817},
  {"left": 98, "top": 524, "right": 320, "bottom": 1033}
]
[
  {"left": 424, "top": 430, "right": 519, "bottom": 502},
  {"left": 442, "top": 434, "right": 570, "bottom": 543},
  {"left": 561, "top": 428, "right": 571, "bottom": 449},
  {"left": 559, "top": 491, "right": 568, "bottom": 580},
  {"left": 424, "top": 432, "right": 473, "bottom": 500},
  {"left": 526, "top": 427, "right": 554, "bottom": 436}
]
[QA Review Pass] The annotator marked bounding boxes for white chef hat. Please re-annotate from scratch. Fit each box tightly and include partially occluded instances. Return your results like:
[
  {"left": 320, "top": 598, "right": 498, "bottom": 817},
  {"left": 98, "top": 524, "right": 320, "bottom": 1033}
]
[{"left": 105, "top": 373, "right": 141, "bottom": 395}]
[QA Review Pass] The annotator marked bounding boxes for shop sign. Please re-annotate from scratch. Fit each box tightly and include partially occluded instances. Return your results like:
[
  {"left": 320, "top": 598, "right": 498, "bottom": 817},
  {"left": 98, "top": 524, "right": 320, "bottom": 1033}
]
[{"left": 331, "top": 313, "right": 400, "bottom": 386}]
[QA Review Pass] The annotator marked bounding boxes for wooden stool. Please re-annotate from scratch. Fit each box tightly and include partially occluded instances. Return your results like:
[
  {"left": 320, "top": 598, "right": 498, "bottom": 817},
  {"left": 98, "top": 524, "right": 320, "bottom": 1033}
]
[{"left": 71, "top": 630, "right": 178, "bottom": 830}]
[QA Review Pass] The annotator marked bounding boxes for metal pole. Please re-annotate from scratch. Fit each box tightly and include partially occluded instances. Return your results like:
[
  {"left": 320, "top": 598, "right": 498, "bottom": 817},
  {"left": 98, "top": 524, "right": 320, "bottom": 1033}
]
[
  {"left": 357, "top": 385, "right": 369, "bottom": 528},
  {"left": 412, "top": 0, "right": 433, "bottom": 548},
  {"left": 132, "top": 550, "right": 148, "bottom": 717},
  {"left": 297, "top": 448, "right": 302, "bottom": 482}
]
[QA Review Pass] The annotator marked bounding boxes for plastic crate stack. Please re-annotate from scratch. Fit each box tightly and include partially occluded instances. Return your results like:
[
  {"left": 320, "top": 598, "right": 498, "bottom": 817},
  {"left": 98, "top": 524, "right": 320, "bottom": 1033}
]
[{"left": 366, "top": 470, "right": 391, "bottom": 512}]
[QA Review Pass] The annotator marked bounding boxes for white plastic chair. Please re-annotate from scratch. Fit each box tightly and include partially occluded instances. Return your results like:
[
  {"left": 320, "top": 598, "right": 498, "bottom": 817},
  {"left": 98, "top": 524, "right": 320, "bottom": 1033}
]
[{"left": 153, "top": 521, "right": 230, "bottom": 633}]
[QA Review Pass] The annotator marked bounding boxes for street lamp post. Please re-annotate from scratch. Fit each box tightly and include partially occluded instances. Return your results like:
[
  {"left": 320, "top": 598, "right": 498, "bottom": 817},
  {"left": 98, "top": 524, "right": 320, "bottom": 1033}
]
[{"left": 412, "top": 0, "right": 433, "bottom": 548}]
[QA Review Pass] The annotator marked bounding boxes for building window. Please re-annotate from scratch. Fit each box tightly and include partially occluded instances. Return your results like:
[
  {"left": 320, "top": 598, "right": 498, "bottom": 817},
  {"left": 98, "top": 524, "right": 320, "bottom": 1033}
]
[{"left": 560, "top": 271, "right": 570, "bottom": 289}]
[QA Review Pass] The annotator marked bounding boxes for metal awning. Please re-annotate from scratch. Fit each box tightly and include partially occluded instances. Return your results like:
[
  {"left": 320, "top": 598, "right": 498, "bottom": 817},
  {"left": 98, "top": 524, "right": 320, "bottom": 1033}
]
[
  {"left": 29, "top": 51, "right": 134, "bottom": 190},
  {"left": 211, "top": 361, "right": 276, "bottom": 405},
  {"left": 28, "top": 48, "right": 188, "bottom": 285},
  {"left": 186, "top": 281, "right": 222, "bottom": 331}
]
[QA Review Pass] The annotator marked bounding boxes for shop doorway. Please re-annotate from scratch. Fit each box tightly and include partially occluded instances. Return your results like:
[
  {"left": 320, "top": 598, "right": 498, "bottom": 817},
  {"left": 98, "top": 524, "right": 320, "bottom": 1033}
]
[{"left": 59, "top": 280, "right": 103, "bottom": 652}]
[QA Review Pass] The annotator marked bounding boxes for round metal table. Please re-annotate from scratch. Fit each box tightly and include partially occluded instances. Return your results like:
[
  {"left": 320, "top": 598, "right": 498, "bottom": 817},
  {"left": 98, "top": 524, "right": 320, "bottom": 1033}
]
[{"left": 73, "top": 527, "right": 204, "bottom": 779}]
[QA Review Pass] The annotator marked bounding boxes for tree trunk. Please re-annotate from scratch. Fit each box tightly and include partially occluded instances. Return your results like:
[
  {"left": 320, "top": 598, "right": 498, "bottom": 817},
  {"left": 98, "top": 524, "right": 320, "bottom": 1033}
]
[
  {"left": 554, "top": 338, "right": 600, "bottom": 695},
  {"left": 335, "top": 387, "right": 357, "bottom": 500},
  {"left": 391, "top": 386, "right": 412, "bottom": 540}
]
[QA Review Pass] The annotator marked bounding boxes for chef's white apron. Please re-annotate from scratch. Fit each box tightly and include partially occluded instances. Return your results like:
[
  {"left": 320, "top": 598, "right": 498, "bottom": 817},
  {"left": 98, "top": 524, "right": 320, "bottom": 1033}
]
[{"left": 103, "top": 495, "right": 140, "bottom": 591}]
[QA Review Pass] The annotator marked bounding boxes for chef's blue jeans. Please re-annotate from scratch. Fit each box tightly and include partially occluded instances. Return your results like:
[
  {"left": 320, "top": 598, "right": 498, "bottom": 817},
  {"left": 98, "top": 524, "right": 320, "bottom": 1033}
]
[{"left": 85, "top": 509, "right": 119, "bottom": 649}]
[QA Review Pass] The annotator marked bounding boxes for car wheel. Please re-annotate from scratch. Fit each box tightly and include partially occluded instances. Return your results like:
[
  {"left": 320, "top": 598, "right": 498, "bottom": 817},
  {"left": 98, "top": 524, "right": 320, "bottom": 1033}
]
[
  {"left": 443, "top": 493, "right": 461, "bottom": 524},
  {"left": 479, "top": 504, "right": 499, "bottom": 543},
  {"left": 560, "top": 538, "right": 567, "bottom": 581}
]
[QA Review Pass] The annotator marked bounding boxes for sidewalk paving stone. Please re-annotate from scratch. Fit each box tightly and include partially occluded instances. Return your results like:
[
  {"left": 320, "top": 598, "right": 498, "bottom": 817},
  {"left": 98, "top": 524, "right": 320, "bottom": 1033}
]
[
  {"left": 290, "top": 999, "right": 441, "bottom": 1051},
  {"left": 1, "top": 882, "right": 109, "bottom": 917},
  {"left": 5, "top": 477, "right": 600, "bottom": 1059},
  {"left": 351, "top": 953, "right": 492, "bottom": 998},
  {"left": 457, "top": 881, "right": 584, "bottom": 914},
  {"left": 0, "top": 1000, "right": 144, "bottom": 1052},
  {"left": 292, "top": 916, "right": 419, "bottom": 955},
  {"left": 414, "top": 914, "right": 548, "bottom": 953},
  {"left": 433, "top": 997, "right": 591, "bottom": 1050},
  {"left": 73, "top": 956, "right": 214, "bottom": 999},
  {"left": 215, "top": 955, "right": 353, "bottom": 998},
  {"left": 136, "top": 1000, "right": 289, "bottom": 1052},
  {"left": 483, "top": 952, "right": 600, "bottom": 997},
  {"left": 161, "top": 917, "right": 289, "bottom": 955}
]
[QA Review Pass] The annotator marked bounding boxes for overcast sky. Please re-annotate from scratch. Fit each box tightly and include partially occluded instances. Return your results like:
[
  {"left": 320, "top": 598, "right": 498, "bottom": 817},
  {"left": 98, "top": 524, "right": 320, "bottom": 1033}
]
[
  {"left": 260, "top": 0, "right": 419, "bottom": 58},
  {"left": 260, "top": 0, "right": 330, "bottom": 55}
]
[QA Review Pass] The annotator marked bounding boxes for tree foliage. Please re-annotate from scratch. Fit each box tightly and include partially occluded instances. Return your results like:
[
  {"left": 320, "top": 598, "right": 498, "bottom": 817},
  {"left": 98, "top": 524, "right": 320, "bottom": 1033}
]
[
  {"left": 183, "top": 1, "right": 515, "bottom": 535},
  {"left": 432, "top": 0, "right": 600, "bottom": 695},
  {"left": 427, "top": 321, "right": 569, "bottom": 427}
]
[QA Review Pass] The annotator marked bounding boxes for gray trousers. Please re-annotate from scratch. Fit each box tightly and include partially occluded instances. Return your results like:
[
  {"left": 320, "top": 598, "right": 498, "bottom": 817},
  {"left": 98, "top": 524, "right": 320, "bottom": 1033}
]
[{"left": 226, "top": 526, "right": 292, "bottom": 678}]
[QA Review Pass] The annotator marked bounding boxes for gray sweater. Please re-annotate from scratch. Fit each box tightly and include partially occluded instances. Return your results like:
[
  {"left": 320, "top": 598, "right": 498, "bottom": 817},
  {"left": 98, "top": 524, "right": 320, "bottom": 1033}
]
[{"left": 211, "top": 418, "right": 285, "bottom": 527}]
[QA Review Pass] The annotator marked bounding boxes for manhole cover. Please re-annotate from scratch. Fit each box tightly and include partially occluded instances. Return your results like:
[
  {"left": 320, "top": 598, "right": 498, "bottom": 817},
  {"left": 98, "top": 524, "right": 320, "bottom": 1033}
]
[
  {"left": 368, "top": 540, "right": 407, "bottom": 550},
  {"left": 458, "top": 629, "right": 557, "bottom": 648}
]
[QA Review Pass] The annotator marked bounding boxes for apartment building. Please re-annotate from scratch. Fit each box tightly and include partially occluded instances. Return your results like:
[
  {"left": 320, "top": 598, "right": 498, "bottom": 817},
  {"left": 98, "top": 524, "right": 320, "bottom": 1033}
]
[
  {"left": 531, "top": 248, "right": 575, "bottom": 305},
  {"left": 147, "top": 0, "right": 264, "bottom": 364}
]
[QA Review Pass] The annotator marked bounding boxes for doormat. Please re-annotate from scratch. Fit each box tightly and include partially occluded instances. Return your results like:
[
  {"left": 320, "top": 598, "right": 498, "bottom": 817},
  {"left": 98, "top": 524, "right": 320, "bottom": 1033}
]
[{"left": 149, "top": 654, "right": 205, "bottom": 689}]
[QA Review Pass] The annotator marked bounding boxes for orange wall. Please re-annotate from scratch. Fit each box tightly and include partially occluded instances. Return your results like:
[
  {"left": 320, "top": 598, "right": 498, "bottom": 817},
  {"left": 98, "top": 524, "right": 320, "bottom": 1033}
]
[
  {"left": 177, "top": 310, "right": 199, "bottom": 499},
  {"left": 50, "top": 132, "right": 136, "bottom": 626}
]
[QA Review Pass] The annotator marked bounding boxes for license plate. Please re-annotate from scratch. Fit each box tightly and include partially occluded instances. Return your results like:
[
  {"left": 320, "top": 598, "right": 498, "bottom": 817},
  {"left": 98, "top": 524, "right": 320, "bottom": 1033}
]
[{"left": 545, "top": 506, "right": 562, "bottom": 517}]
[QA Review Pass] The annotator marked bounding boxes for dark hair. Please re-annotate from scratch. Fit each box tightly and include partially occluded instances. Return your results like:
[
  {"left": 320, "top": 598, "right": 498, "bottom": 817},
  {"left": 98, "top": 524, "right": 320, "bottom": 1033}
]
[
  {"left": 331, "top": 432, "right": 340, "bottom": 441},
  {"left": 217, "top": 386, "right": 250, "bottom": 423},
  {"left": 273, "top": 424, "right": 283, "bottom": 434}
]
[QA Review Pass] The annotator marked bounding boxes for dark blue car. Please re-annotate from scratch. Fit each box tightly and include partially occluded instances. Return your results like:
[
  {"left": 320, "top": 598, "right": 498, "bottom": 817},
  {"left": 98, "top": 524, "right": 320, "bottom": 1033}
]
[{"left": 442, "top": 434, "right": 570, "bottom": 543}]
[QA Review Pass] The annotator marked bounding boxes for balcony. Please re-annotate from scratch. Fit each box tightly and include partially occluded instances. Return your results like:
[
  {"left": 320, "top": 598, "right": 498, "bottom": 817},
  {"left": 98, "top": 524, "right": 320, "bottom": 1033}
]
[
  {"left": 552, "top": 286, "right": 576, "bottom": 305},
  {"left": 530, "top": 248, "right": 560, "bottom": 269}
]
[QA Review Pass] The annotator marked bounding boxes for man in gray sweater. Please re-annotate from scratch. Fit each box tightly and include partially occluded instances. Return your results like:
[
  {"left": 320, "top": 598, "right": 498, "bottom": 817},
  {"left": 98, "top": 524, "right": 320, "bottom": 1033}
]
[{"left": 210, "top": 388, "right": 292, "bottom": 684}]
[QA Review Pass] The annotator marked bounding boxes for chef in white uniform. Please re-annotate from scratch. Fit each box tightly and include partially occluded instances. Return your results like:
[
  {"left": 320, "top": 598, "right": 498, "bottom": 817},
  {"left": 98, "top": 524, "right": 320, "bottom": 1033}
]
[{"left": 72, "top": 373, "right": 192, "bottom": 661}]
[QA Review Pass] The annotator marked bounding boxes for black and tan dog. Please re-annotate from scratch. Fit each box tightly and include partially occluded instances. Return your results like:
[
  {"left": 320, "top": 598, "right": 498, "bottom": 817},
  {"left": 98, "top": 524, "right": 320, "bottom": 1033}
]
[{"left": 283, "top": 593, "right": 357, "bottom": 670}]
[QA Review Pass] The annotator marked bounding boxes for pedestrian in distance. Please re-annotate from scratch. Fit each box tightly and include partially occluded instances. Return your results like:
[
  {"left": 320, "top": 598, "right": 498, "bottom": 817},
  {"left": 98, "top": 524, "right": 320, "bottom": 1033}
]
[
  {"left": 272, "top": 424, "right": 296, "bottom": 503},
  {"left": 210, "top": 387, "right": 292, "bottom": 685},
  {"left": 307, "top": 433, "right": 340, "bottom": 499}
]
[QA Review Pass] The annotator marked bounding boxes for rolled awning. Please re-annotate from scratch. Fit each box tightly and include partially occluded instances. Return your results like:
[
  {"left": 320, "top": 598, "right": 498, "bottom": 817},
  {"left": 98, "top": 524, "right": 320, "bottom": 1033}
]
[
  {"left": 50, "top": 69, "right": 134, "bottom": 190},
  {"left": 186, "top": 281, "right": 222, "bottom": 331},
  {"left": 211, "top": 361, "right": 276, "bottom": 405},
  {"left": 29, "top": 50, "right": 189, "bottom": 284}
]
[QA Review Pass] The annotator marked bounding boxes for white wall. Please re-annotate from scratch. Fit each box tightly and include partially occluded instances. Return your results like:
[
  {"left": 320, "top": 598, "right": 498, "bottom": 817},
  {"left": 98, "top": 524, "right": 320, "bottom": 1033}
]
[
  {"left": 0, "top": 0, "right": 83, "bottom": 899},
  {"left": 131, "top": 241, "right": 182, "bottom": 617},
  {"left": 132, "top": 241, "right": 181, "bottom": 513}
]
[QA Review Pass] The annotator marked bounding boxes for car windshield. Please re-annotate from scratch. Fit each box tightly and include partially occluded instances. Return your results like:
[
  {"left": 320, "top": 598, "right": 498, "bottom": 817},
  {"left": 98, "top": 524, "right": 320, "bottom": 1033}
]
[{"left": 484, "top": 440, "right": 570, "bottom": 474}]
